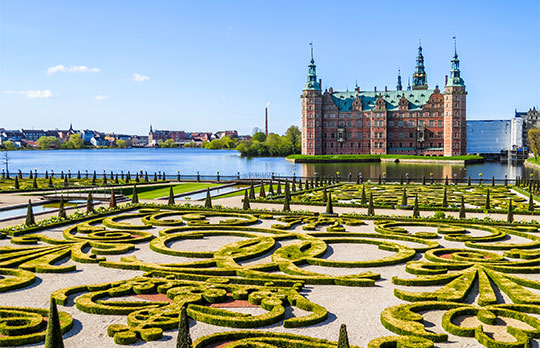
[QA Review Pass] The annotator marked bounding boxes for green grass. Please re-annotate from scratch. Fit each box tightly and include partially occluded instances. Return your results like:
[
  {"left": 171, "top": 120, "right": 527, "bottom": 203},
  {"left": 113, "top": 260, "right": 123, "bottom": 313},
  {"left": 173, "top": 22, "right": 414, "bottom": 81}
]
[
  {"left": 286, "top": 154, "right": 483, "bottom": 163},
  {"left": 128, "top": 183, "right": 222, "bottom": 200},
  {"left": 527, "top": 157, "right": 540, "bottom": 166},
  {"left": 216, "top": 185, "right": 278, "bottom": 199}
]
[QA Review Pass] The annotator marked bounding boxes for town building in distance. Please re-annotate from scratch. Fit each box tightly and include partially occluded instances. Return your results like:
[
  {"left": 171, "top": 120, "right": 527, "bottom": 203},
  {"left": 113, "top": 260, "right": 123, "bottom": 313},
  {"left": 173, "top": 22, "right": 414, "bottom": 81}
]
[{"left": 301, "top": 42, "right": 467, "bottom": 156}]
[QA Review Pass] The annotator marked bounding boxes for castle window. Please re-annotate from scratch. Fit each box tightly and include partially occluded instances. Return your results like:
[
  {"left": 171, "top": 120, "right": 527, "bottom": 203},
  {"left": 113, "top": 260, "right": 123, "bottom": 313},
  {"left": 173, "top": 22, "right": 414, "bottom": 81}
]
[
  {"left": 398, "top": 133, "right": 404, "bottom": 139},
  {"left": 358, "top": 143, "right": 362, "bottom": 148},
  {"left": 429, "top": 120, "right": 434, "bottom": 127},
  {"left": 398, "top": 121, "right": 404, "bottom": 127},
  {"left": 437, "top": 131, "right": 443, "bottom": 138},
  {"left": 348, "top": 113, "right": 353, "bottom": 118},
  {"left": 339, "top": 114, "right": 345, "bottom": 119},
  {"left": 330, "top": 114, "right": 336, "bottom": 118},
  {"left": 330, "top": 121, "right": 335, "bottom": 127},
  {"left": 357, "top": 121, "right": 363, "bottom": 127},
  {"left": 308, "top": 121, "right": 313, "bottom": 127},
  {"left": 331, "top": 133, "right": 335, "bottom": 139},
  {"left": 323, "top": 114, "right": 328, "bottom": 119},
  {"left": 389, "top": 133, "right": 394, "bottom": 138},
  {"left": 388, "top": 121, "right": 394, "bottom": 127},
  {"left": 409, "top": 132, "right": 414, "bottom": 138},
  {"left": 438, "top": 120, "right": 443, "bottom": 126},
  {"left": 408, "top": 121, "right": 415, "bottom": 127},
  {"left": 347, "top": 121, "right": 352, "bottom": 127},
  {"left": 339, "top": 121, "right": 345, "bottom": 127},
  {"left": 357, "top": 133, "right": 362, "bottom": 139},
  {"left": 419, "top": 120, "right": 424, "bottom": 126},
  {"left": 330, "top": 143, "right": 334, "bottom": 148}
]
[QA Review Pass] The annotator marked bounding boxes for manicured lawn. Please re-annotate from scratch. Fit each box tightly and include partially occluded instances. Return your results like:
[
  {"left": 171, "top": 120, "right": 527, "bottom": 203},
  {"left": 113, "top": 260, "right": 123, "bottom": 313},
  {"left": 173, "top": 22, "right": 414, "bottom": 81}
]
[
  {"left": 129, "top": 183, "right": 222, "bottom": 199},
  {"left": 216, "top": 184, "right": 278, "bottom": 198}
]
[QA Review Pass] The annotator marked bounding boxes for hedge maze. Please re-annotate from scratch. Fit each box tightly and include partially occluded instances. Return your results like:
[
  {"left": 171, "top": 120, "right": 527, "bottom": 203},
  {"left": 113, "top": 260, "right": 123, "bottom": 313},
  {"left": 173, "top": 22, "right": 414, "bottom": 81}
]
[
  {"left": 256, "top": 182, "right": 538, "bottom": 213},
  {"left": 2, "top": 204, "right": 540, "bottom": 347}
]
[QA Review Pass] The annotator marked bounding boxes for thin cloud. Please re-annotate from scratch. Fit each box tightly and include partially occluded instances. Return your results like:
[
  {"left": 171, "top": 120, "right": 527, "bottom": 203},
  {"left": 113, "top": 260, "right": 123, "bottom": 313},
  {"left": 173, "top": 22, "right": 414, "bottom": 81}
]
[
  {"left": 48, "top": 65, "right": 100, "bottom": 75},
  {"left": 4, "top": 89, "right": 56, "bottom": 99},
  {"left": 132, "top": 73, "right": 149, "bottom": 82},
  {"left": 95, "top": 95, "right": 108, "bottom": 101}
]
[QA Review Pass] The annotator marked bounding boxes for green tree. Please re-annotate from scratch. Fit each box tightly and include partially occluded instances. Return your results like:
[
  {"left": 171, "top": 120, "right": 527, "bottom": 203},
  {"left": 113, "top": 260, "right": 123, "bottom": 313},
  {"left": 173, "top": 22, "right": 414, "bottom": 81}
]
[
  {"left": 529, "top": 129, "right": 540, "bottom": 159},
  {"left": 64, "top": 133, "right": 84, "bottom": 149},
  {"left": 284, "top": 125, "right": 302, "bottom": 154},
  {"left": 37, "top": 136, "right": 61, "bottom": 149},
  {"left": 252, "top": 132, "right": 266, "bottom": 142},
  {"left": 116, "top": 139, "right": 128, "bottom": 148},
  {"left": 3, "top": 141, "right": 15, "bottom": 151}
]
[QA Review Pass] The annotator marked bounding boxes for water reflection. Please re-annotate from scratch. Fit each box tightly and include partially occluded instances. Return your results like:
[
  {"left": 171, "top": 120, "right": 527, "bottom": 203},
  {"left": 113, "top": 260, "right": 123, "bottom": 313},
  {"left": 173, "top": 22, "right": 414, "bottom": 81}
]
[{"left": 3, "top": 148, "right": 539, "bottom": 180}]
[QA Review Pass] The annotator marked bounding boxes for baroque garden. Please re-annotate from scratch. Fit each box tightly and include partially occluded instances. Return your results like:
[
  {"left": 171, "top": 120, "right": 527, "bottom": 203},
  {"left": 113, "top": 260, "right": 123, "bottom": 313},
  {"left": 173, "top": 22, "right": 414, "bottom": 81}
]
[{"left": 2, "top": 173, "right": 540, "bottom": 347}]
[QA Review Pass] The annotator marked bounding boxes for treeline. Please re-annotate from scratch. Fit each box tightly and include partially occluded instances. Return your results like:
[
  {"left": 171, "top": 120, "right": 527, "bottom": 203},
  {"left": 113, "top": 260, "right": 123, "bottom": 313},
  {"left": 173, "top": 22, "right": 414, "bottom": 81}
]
[{"left": 236, "top": 126, "right": 301, "bottom": 157}]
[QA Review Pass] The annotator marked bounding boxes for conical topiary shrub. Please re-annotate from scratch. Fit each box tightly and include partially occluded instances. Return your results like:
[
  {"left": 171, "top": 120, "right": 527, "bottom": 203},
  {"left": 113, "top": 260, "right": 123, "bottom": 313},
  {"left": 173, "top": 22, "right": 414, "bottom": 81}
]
[
  {"left": 529, "top": 191, "right": 535, "bottom": 212},
  {"left": 367, "top": 193, "right": 375, "bottom": 216},
  {"left": 259, "top": 181, "right": 266, "bottom": 198},
  {"left": 322, "top": 186, "right": 328, "bottom": 202},
  {"left": 249, "top": 181, "right": 256, "bottom": 200},
  {"left": 337, "top": 323, "right": 350, "bottom": 348},
  {"left": 326, "top": 192, "right": 333, "bottom": 214},
  {"left": 33, "top": 176, "right": 38, "bottom": 189},
  {"left": 25, "top": 200, "right": 35, "bottom": 226},
  {"left": 269, "top": 181, "right": 274, "bottom": 195},
  {"left": 132, "top": 185, "right": 139, "bottom": 204},
  {"left": 176, "top": 305, "right": 192, "bottom": 348},
  {"left": 242, "top": 189, "right": 250, "bottom": 210},
  {"left": 48, "top": 176, "right": 53, "bottom": 188},
  {"left": 361, "top": 185, "right": 367, "bottom": 205},
  {"left": 276, "top": 181, "right": 282, "bottom": 195},
  {"left": 401, "top": 188, "right": 407, "bottom": 206},
  {"left": 58, "top": 199, "right": 66, "bottom": 219},
  {"left": 86, "top": 193, "right": 94, "bottom": 213},
  {"left": 459, "top": 196, "right": 466, "bottom": 219},
  {"left": 507, "top": 199, "right": 514, "bottom": 223},
  {"left": 485, "top": 189, "right": 491, "bottom": 210},
  {"left": 168, "top": 186, "right": 175, "bottom": 205},
  {"left": 282, "top": 190, "right": 290, "bottom": 212},
  {"left": 63, "top": 176, "right": 68, "bottom": 188},
  {"left": 442, "top": 188, "right": 448, "bottom": 208},
  {"left": 14, "top": 176, "right": 19, "bottom": 190},
  {"left": 109, "top": 189, "right": 117, "bottom": 209},
  {"left": 204, "top": 188, "right": 212, "bottom": 208},
  {"left": 412, "top": 194, "right": 420, "bottom": 218},
  {"left": 45, "top": 298, "right": 64, "bottom": 348}
]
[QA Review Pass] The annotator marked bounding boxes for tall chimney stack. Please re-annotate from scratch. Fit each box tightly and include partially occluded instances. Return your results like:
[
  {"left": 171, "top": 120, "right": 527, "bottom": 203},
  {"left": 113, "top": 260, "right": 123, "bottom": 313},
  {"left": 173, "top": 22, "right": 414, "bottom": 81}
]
[{"left": 265, "top": 107, "right": 268, "bottom": 137}]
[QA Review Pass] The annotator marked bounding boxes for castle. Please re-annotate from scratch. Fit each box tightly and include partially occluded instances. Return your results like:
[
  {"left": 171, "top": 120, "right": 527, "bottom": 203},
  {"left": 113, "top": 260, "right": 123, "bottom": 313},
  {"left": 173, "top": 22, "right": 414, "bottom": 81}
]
[{"left": 301, "top": 42, "right": 467, "bottom": 156}]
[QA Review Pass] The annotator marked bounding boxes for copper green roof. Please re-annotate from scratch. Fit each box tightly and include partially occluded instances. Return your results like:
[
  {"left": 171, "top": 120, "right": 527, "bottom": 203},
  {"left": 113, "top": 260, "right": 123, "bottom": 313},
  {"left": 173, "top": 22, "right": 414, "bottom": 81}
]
[{"left": 330, "top": 89, "right": 435, "bottom": 112}]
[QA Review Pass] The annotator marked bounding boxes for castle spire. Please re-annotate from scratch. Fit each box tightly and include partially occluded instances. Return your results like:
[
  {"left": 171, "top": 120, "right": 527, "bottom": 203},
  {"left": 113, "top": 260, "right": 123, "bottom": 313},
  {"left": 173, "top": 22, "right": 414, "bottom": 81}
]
[
  {"left": 396, "top": 69, "right": 402, "bottom": 91},
  {"left": 447, "top": 37, "right": 465, "bottom": 87},
  {"left": 304, "top": 42, "right": 321, "bottom": 91},
  {"left": 412, "top": 41, "right": 428, "bottom": 90}
]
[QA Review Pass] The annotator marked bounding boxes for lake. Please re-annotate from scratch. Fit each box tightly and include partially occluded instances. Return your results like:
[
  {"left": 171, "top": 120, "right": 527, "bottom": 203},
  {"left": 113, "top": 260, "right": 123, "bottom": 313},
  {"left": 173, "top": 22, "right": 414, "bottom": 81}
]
[{"left": 2, "top": 148, "right": 537, "bottom": 180}]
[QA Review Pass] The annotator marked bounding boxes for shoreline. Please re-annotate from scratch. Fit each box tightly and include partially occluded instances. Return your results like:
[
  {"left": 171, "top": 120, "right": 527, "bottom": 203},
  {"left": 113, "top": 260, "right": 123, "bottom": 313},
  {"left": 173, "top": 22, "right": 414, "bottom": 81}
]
[{"left": 286, "top": 154, "right": 484, "bottom": 165}]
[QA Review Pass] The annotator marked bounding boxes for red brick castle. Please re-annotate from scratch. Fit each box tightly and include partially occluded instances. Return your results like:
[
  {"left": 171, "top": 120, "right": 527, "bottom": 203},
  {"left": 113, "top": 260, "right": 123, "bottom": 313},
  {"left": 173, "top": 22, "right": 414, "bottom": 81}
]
[{"left": 301, "top": 42, "right": 466, "bottom": 156}]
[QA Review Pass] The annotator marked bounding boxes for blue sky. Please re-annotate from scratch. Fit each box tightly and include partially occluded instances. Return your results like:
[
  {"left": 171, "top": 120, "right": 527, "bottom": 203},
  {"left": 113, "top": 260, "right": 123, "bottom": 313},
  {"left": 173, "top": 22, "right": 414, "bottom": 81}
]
[{"left": 0, "top": 0, "right": 538, "bottom": 135}]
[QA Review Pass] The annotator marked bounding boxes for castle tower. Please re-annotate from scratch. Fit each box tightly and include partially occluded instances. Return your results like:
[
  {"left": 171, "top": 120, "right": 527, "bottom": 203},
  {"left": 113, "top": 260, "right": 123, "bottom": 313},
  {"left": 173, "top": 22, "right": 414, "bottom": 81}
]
[
  {"left": 443, "top": 39, "right": 467, "bottom": 156},
  {"left": 412, "top": 41, "right": 428, "bottom": 90},
  {"left": 301, "top": 44, "right": 323, "bottom": 155}
]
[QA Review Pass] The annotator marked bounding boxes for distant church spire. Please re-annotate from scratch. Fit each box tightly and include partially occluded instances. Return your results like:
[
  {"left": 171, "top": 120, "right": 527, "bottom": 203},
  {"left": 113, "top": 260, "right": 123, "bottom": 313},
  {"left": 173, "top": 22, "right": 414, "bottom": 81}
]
[
  {"left": 150, "top": 125, "right": 153, "bottom": 133},
  {"left": 412, "top": 40, "right": 428, "bottom": 90},
  {"left": 447, "top": 36, "right": 465, "bottom": 87},
  {"left": 396, "top": 69, "right": 402, "bottom": 91},
  {"left": 304, "top": 42, "right": 321, "bottom": 91}
]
